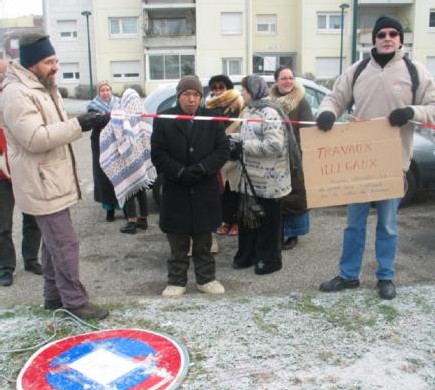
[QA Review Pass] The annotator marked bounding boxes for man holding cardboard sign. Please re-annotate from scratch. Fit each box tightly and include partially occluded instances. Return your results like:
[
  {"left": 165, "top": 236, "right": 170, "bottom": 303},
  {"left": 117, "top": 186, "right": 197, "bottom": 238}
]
[{"left": 315, "top": 16, "right": 435, "bottom": 300}]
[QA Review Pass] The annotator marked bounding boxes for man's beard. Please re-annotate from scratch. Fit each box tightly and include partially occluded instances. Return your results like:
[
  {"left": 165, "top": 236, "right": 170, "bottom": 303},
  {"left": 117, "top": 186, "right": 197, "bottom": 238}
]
[{"left": 40, "top": 75, "right": 57, "bottom": 89}]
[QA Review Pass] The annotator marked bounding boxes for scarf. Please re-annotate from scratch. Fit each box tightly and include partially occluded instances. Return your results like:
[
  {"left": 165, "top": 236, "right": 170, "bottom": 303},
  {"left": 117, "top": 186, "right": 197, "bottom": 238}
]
[
  {"left": 205, "top": 89, "right": 244, "bottom": 117},
  {"left": 87, "top": 95, "right": 120, "bottom": 113},
  {"left": 99, "top": 89, "right": 157, "bottom": 207}
]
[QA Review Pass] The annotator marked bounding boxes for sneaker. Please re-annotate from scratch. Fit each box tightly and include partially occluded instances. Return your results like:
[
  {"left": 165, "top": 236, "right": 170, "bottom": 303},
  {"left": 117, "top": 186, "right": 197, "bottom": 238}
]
[
  {"left": 319, "top": 276, "right": 360, "bottom": 292},
  {"left": 136, "top": 217, "right": 148, "bottom": 230},
  {"left": 67, "top": 303, "right": 109, "bottom": 320},
  {"left": 377, "top": 280, "right": 396, "bottom": 300},
  {"left": 24, "top": 262, "right": 43, "bottom": 275},
  {"left": 0, "top": 273, "right": 13, "bottom": 287},
  {"left": 120, "top": 222, "right": 137, "bottom": 234},
  {"left": 211, "top": 235, "right": 219, "bottom": 254},
  {"left": 162, "top": 285, "right": 187, "bottom": 297},
  {"left": 281, "top": 236, "right": 298, "bottom": 251},
  {"left": 44, "top": 298, "right": 63, "bottom": 310},
  {"left": 196, "top": 280, "right": 225, "bottom": 294}
]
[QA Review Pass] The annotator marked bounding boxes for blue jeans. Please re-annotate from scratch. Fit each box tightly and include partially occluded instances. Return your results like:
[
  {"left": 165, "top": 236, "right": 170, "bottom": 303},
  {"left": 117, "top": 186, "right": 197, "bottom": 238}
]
[{"left": 339, "top": 198, "right": 401, "bottom": 281}]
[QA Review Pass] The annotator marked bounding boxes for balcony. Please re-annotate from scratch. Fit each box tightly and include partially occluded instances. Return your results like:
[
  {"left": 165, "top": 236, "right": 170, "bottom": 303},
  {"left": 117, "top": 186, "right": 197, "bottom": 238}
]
[
  {"left": 143, "top": 34, "right": 196, "bottom": 48},
  {"left": 358, "top": 0, "right": 413, "bottom": 4},
  {"left": 142, "top": 0, "right": 195, "bottom": 9}
]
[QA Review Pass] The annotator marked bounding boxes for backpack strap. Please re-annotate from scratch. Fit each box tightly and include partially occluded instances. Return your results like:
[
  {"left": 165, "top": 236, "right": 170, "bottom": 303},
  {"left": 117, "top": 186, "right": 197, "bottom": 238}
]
[
  {"left": 403, "top": 56, "right": 419, "bottom": 105},
  {"left": 347, "top": 58, "right": 370, "bottom": 113}
]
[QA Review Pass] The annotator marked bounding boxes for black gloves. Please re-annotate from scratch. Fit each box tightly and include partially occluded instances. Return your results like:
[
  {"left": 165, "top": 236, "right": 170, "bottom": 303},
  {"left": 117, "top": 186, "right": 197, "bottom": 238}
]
[
  {"left": 316, "top": 111, "right": 336, "bottom": 132},
  {"left": 77, "top": 112, "right": 111, "bottom": 132},
  {"left": 228, "top": 136, "right": 243, "bottom": 161},
  {"left": 388, "top": 107, "right": 414, "bottom": 127},
  {"left": 187, "top": 163, "right": 207, "bottom": 178}
]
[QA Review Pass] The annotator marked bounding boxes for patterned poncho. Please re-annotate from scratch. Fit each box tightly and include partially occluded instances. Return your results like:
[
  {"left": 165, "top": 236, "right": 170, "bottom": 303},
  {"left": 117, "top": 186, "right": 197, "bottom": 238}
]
[
  {"left": 87, "top": 95, "right": 120, "bottom": 114},
  {"left": 99, "top": 89, "right": 157, "bottom": 207}
]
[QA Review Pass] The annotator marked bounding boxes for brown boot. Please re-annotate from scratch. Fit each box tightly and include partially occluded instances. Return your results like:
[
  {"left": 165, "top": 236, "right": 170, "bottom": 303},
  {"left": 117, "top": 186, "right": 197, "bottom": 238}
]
[{"left": 67, "top": 303, "right": 109, "bottom": 320}]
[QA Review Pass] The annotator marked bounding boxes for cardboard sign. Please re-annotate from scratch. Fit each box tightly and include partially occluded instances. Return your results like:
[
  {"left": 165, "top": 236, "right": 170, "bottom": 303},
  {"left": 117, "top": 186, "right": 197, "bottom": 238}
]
[{"left": 300, "top": 118, "right": 404, "bottom": 208}]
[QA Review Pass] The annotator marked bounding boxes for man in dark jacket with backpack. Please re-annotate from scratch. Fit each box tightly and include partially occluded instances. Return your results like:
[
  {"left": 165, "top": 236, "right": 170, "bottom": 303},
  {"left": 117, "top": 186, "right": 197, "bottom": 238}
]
[{"left": 316, "top": 16, "right": 435, "bottom": 300}]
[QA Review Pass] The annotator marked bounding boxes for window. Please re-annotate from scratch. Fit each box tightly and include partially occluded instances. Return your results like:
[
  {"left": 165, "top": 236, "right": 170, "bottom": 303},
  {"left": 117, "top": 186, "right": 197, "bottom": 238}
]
[
  {"left": 111, "top": 61, "right": 140, "bottom": 81},
  {"left": 221, "top": 12, "right": 242, "bottom": 35},
  {"left": 150, "top": 18, "right": 187, "bottom": 36},
  {"left": 61, "top": 62, "right": 80, "bottom": 82},
  {"left": 149, "top": 54, "right": 194, "bottom": 80},
  {"left": 315, "top": 57, "right": 341, "bottom": 79},
  {"left": 253, "top": 54, "right": 293, "bottom": 74},
  {"left": 430, "top": 10, "right": 435, "bottom": 29},
  {"left": 317, "top": 13, "right": 342, "bottom": 32},
  {"left": 256, "top": 15, "right": 276, "bottom": 35},
  {"left": 57, "top": 20, "right": 77, "bottom": 40},
  {"left": 109, "top": 17, "right": 138, "bottom": 37},
  {"left": 222, "top": 58, "right": 242, "bottom": 76}
]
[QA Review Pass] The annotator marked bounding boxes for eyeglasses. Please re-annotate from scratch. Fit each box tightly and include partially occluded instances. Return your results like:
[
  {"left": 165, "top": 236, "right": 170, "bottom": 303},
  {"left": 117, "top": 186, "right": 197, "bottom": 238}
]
[
  {"left": 376, "top": 30, "right": 399, "bottom": 40},
  {"left": 180, "top": 91, "right": 202, "bottom": 98},
  {"left": 211, "top": 83, "right": 226, "bottom": 91},
  {"left": 278, "top": 77, "right": 295, "bottom": 82}
]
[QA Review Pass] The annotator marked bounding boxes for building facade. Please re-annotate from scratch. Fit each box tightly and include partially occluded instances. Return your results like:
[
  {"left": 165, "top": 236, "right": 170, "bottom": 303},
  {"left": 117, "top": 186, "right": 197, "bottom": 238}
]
[{"left": 41, "top": 0, "right": 435, "bottom": 95}]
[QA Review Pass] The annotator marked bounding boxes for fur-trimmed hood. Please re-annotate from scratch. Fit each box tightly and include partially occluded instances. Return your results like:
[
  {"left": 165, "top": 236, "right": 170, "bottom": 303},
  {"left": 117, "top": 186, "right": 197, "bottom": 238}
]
[
  {"left": 269, "top": 82, "right": 305, "bottom": 114},
  {"left": 205, "top": 89, "right": 244, "bottom": 117}
]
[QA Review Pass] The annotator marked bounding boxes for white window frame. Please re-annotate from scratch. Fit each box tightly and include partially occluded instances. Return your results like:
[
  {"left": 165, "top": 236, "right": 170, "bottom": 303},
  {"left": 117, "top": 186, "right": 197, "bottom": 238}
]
[
  {"left": 221, "top": 12, "right": 243, "bottom": 35},
  {"left": 109, "top": 17, "right": 139, "bottom": 38},
  {"left": 429, "top": 9, "right": 435, "bottom": 31},
  {"left": 110, "top": 61, "right": 141, "bottom": 81},
  {"left": 57, "top": 20, "right": 78, "bottom": 40},
  {"left": 317, "top": 12, "right": 342, "bottom": 33},
  {"left": 256, "top": 14, "right": 277, "bottom": 35},
  {"left": 222, "top": 58, "right": 242, "bottom": 76},
  {"left": 148, "top": 52, "right": 195, "bottom": 81},
  {"left": 60, "top": 62, "right": 80, "bottom": 83}
]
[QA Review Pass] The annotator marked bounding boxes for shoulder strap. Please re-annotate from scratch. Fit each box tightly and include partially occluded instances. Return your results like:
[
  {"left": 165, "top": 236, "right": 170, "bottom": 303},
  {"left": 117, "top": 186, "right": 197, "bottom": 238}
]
[
  {"left": 403, "top": 56, "right": 419, "bottom": 105},
  {"left": 347, "top": 58, "right": 370, "bottom": 113}
]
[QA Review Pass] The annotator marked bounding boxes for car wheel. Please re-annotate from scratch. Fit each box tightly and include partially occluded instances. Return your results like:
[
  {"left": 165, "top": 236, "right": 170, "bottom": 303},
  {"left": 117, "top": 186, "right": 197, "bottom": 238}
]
[
  {"left": 400, "top": 168, "right": 416, "bottom": 208},
  {"left": 152, "top": 175, "right": 162, "bottom": 208}
]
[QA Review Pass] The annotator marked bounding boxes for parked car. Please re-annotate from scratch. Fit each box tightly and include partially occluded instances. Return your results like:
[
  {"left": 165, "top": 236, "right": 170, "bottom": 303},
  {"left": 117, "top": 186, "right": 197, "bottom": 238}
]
[{"left": 144, "top": 76, "right": 435, "bottom": 207}]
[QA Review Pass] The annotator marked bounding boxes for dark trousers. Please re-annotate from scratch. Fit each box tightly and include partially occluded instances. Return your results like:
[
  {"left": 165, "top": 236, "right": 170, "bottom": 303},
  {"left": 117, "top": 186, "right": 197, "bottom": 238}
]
[
  {"left": 0, "top": 180, "right": 41, "bottom": 275},
  {"left": 234, "top": 197, "right": 282, "bottom": 269},
  {"left": 221, "top": 182, "right": 239, "bottom": 225},
  {"left": 124, "top": 190, "right": 148, "bottom": 219},
  {"left": 166, "top": 232, "right": 216, "bottom": 286},
  {"left": 35, "top": 209, "right": 88, "bottom": 309}
]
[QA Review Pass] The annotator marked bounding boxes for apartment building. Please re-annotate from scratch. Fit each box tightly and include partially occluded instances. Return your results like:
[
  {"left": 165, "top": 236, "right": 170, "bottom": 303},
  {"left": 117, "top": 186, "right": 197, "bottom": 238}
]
[{"left": 42, "top": 0, "right": 435, "bottom": 95}]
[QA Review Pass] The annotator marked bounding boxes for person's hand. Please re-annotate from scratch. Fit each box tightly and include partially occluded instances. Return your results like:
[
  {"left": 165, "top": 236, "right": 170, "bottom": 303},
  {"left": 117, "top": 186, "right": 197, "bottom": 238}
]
[
  {"left": 227, "top": 136, "right": 243, "bottom": 160},
  {"left": 187, "top": 163, "right": 207, "bottom": 178},
  {"left": 77, "top": 112, "right": 111, "bottom": 132},
  {"left": 316, "top": 111, "right": 336, "bottom": 131},
  {"left": 177, "top": 167, "right": 200, "bottom": 186},
  {"left": 388, "top": 107, "right": 414, "bottom": 127},
  {"left": 0, "top": 153, "right": 10, "bottom": 178}
]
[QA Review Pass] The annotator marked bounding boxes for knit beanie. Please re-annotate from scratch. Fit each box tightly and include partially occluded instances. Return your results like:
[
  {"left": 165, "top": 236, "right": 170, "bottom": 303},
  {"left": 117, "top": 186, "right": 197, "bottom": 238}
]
[
  {"left": 176, "top": 75, "right": 203, "bottom": 97},
  {"left": 372, "top": 16, "right": 404, "bottom": 44},
  {"left": 19, "top": 33, "right": 56, "bottom": 68}
]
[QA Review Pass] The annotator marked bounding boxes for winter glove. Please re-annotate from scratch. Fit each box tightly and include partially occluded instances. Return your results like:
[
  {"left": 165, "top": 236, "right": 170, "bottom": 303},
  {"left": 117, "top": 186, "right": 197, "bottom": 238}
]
[
  {"left": 388, "top": 107, "right": 414, "bottom": 127},
  {"left": 316, "top": 111, "right": 336, "bottom": 132},
  {"left": 227, "top": 136, "right": 243, "bottom": 161},
  {"left": 77, "top": 112, "right": 111, "bottom": 132},
  {"left": 0, "top": 153, "right": 10, "bottom": 179},
  {"left": 177, "top": 167, "right": 201, "bottom": 186},
  {"left": 187, "top": 163, "right": 207, "bottom": 178}
]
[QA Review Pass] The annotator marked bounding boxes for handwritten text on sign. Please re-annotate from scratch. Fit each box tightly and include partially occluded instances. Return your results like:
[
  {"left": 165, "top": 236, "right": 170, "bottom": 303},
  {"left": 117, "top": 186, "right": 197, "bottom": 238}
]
[{"left": 300, "top": 118, "right": 404, "bottom": 208}]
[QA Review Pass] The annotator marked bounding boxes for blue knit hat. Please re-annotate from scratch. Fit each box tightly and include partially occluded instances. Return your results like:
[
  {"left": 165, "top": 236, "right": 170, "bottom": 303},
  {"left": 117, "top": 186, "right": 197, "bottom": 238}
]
[{"left": 19, "top": 34, "right": 56, "bottom": 68}]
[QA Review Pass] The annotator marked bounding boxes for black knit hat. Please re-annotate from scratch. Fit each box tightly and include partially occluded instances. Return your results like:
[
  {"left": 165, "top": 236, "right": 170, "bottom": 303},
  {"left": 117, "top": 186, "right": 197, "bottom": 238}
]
[
  {"left": 208, "top": 74, "right": 234, "bottom": 90},
  {"left": 372, "top": 16, "right": 404, "bottom": 44},
  {"left": 176, "top": 75, "right": 203, "bottom": 97},
  {"left": 19, "top": 33, "right": 56, "bottom": 68}
]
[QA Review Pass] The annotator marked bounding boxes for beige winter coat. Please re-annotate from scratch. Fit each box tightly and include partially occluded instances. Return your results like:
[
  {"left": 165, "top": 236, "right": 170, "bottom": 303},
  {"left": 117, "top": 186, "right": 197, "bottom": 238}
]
[
  {"left": 1, "top": 60, "right": 83, "bottom": 215},
  {"left": 318, "top": 47, "right": 435, "bottom": 172}
]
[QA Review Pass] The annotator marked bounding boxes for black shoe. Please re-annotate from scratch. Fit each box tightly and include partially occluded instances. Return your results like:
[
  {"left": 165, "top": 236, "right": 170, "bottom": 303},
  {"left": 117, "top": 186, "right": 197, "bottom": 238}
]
[
  {"left": 106, "top": 209, "right": 115, "bottom": 222},
  {"left": 254, "top": 260, "right": 282, "bottom": 275},
  {"left": 67, "top": 303, "right": 109, "bottom": 320},
  {"left": 44, "top": 298, "right": 63, "bottom": 310},
  {"left": 319, "top": 276, "right": 360, "bottom": 292},
  {"left": 24, "top": 262, "right": 43, "bottom": 275},
  {"left": 120, "top": 222, "right": 137, "bottom": 234},
  {"left": 282, "top": 236, "right": 298, "bottom": 250},
  {"left": 136, "top": 217, "right": 148, "bottom": 230},
  {"left": 377, "top": 280, "right": 396, "bottom": 300},
  {"left": 232, "top": 259, "right": 255, "bottom": 269},
  {"left": 0, "top": 273, "right": 13, "bottom": 287}
]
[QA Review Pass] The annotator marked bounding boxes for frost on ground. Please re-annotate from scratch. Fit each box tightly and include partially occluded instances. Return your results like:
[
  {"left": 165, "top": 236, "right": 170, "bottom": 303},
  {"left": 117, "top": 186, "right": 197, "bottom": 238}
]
[{"left": 0, "top": 285, "right": 434, "bottom": 389}]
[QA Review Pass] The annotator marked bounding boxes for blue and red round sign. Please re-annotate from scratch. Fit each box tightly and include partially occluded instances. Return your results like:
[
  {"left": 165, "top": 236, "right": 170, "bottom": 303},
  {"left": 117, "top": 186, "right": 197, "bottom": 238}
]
[{"left": 17, "top": 328, "right": 189, "bottom": 390}]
